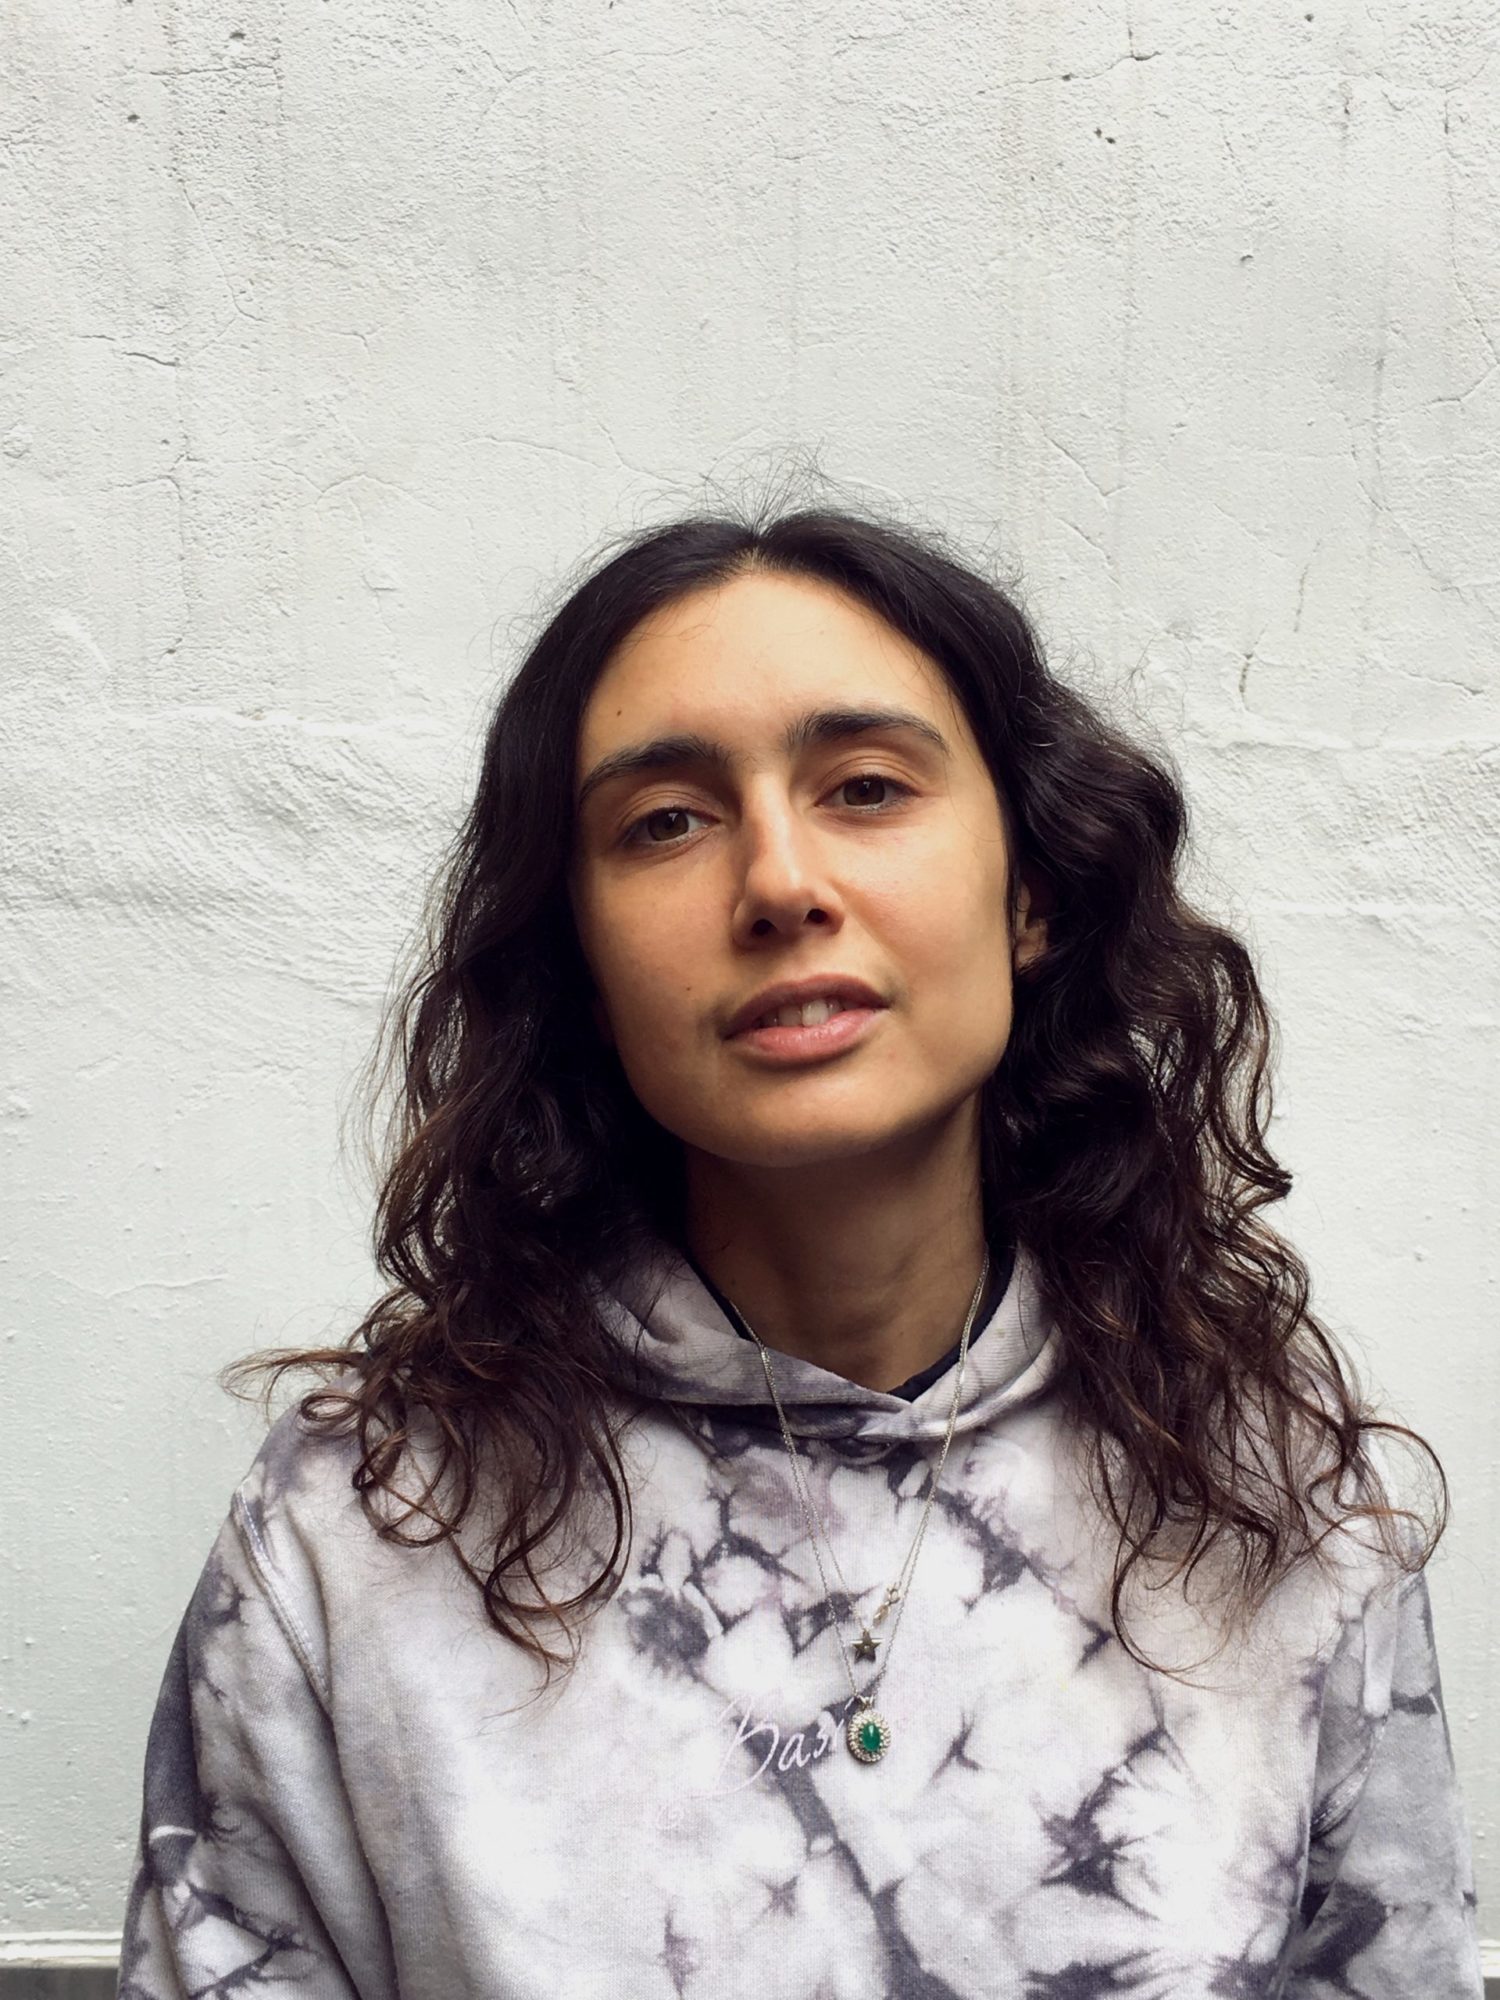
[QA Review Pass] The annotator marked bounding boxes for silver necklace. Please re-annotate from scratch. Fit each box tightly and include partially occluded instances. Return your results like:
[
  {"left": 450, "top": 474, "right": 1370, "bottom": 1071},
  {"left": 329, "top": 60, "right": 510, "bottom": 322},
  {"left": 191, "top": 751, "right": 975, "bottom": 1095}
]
[{"left": 731, "top": 1250, "right": 990, "bottom": 1765}]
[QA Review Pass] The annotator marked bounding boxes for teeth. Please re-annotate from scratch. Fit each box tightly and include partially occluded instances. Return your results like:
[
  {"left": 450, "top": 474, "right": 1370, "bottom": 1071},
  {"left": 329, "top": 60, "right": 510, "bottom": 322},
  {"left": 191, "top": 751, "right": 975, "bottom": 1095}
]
[{"left": 755, "top": 996, "right": 848, "bottom": 1030}]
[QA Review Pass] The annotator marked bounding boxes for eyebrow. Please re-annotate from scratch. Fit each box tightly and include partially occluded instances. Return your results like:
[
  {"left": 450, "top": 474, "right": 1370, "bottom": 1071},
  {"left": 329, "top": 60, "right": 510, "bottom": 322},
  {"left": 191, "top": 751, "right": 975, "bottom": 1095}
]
[{"left": 575, "top": 705, "right": 951, "bottom": 817}]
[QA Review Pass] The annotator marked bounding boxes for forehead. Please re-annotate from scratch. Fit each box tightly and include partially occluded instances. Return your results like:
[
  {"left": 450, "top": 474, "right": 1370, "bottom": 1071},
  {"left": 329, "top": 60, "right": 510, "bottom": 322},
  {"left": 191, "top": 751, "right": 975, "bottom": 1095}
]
[{"left": 578, "top": 570, "right": 961, "bottom": 755}]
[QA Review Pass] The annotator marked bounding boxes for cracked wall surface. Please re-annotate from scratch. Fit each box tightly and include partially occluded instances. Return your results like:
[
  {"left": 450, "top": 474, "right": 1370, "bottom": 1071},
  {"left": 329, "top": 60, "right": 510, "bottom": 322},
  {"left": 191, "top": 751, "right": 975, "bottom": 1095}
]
[{"left": 2, "top": 0, "right": 1496, "bottom": 1952}]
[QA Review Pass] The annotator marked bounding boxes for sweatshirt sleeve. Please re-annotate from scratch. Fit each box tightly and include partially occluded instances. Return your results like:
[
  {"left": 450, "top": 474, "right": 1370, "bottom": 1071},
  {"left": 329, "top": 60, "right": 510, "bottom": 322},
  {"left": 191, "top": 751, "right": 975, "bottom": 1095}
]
[
  {"left": 116, "top": 1493, "right": 398, "bottom": 2000},
  {"left": 1280, "top": 1565, "right": 1485, "bottom": 1999}
]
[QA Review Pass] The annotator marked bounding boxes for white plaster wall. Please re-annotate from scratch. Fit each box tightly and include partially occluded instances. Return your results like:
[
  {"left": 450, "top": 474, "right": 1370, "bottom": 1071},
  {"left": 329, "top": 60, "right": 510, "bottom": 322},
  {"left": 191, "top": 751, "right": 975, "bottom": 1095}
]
[{"left": 2, "top": 0, "right": 1496, "bottom": 1958}]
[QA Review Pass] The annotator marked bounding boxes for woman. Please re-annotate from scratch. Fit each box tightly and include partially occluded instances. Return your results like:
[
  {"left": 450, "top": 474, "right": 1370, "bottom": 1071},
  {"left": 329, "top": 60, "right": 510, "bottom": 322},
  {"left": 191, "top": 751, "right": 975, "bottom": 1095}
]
[{"left": 117, "top": 504, "right": 1484, "bottom": 1998}]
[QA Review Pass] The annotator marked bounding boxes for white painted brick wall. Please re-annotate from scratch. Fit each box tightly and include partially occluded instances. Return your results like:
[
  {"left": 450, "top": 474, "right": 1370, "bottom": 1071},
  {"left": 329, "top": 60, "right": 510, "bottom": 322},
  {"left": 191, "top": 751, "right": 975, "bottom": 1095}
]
[{"left": 2, "top": 0, "right": 1495, "bottom": 1953}]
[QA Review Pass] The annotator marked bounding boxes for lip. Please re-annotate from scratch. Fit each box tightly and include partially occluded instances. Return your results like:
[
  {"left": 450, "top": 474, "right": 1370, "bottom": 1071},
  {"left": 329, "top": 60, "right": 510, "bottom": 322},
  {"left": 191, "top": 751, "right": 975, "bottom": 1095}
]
[
  {"left": 729, "top": 1005, "right": 884, "bottom": 1065},
  {"left": 723, "top": 975, "right": 888, "bottom": 1040}
]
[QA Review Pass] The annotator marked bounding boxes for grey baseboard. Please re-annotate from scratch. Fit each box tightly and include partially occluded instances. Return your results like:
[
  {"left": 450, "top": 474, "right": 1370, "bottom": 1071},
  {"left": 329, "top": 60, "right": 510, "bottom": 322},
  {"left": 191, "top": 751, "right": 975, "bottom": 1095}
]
[{"left": 0, "top": 1978, "right": 117, "bottom": 2000}]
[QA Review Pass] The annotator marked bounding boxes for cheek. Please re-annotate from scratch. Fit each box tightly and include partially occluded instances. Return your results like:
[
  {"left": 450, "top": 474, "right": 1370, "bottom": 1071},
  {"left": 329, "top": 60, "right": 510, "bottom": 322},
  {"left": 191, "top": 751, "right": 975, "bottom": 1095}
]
[
  {"left": 899, "top": 885, "right": 1015, "bottom": 1049},
  {"left": 577, "top": 881, "right": 675, "bottom": 1012},
  {"left": 887, "top": 863, "right": 1007, "bottom": 974},
  {"left": 605, "top": 1000, "right": 722, "bottom": 1150},
  {"left": 571, "top": 879, "right": 719, "bottom": 1111},
  {"left": 594, "top": 917, "right": 710, "bottom": 1058}
]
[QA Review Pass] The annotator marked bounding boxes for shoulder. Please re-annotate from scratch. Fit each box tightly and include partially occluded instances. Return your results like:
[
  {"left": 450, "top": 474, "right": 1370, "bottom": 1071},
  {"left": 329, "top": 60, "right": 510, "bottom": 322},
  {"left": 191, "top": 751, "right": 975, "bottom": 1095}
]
[
  {"left": 228, "top": 1378, "right": 481, "bottom": 1614},
  {"left": 217, "top": 1384, "right": 388, "bottom": 1686},
  {"left": 234, "top": 1384, "right": 370, "bottom": 1555},
  {"left": 1285, "top": 1409, "right": 1441, "bottom": 1772},
  {"left": 1260, "top": 1343, "right": 1438, "bottom": 1627}
]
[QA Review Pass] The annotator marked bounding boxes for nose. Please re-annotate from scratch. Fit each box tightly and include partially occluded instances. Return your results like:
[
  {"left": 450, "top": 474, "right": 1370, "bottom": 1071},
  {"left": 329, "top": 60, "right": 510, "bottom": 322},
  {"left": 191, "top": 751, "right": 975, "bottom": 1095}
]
[{"left": 729, "top": 785, "right": 843, "bottom": 942}]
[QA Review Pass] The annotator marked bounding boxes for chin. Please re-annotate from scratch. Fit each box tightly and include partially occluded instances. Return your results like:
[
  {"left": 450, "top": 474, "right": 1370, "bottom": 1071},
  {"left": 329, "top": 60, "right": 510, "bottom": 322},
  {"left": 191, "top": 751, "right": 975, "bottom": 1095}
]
[{"left": 685, "top": 1110, "right": 929, "bottom": 1173}]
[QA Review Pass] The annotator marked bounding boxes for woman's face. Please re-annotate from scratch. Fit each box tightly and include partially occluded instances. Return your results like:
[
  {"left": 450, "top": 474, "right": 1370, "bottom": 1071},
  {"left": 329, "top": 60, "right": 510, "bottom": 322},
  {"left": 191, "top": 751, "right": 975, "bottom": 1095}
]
[{"left": 566, "top": 569, "right": 1045, "bottom": 1174}]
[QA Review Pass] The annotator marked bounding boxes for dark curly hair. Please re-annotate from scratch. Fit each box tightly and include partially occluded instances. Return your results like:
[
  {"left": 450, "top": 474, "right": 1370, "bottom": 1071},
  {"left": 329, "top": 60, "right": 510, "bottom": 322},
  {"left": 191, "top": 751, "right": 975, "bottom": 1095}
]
[{"left": 224, "top": 494, "right": 1445, "bottom": 1684}]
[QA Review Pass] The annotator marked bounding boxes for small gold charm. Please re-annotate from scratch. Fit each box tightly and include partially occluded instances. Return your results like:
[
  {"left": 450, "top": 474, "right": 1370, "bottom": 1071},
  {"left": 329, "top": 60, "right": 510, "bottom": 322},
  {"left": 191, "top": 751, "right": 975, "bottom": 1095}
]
[
  {"left": 853, "top": 1629, "right": 878, "bottom": 1663},
  {"left": 871, "top": 1586, "right": 902, "bottom": 1625}
]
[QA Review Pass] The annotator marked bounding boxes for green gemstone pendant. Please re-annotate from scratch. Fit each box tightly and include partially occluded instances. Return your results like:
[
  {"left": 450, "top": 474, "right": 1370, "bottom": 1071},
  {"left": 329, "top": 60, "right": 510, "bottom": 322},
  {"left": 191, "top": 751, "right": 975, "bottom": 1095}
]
[{"left": 846, "top": 1705, "right": 892, "bottom": 1763}]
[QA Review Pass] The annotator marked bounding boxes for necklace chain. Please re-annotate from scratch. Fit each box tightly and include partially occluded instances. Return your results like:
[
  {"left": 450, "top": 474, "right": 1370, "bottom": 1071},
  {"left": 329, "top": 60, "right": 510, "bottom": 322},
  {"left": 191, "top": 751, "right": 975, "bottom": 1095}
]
[{"left": 736, "top": 1251, "right": 991, "bottom": 1735}]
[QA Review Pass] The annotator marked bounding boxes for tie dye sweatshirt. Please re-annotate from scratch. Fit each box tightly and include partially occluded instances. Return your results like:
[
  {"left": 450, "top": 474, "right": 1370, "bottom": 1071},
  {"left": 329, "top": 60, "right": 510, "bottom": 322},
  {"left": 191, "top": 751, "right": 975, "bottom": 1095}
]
[{"left": 117, "top": 1235, "right": 1485, "bottom": 1999}]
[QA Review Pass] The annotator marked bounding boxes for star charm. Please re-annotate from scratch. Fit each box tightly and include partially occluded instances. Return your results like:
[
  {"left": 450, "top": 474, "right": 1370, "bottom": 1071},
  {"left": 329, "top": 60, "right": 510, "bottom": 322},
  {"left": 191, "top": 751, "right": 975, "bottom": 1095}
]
[{"left": 853, "top": 1630, "right": 879, "bottom": 1663}]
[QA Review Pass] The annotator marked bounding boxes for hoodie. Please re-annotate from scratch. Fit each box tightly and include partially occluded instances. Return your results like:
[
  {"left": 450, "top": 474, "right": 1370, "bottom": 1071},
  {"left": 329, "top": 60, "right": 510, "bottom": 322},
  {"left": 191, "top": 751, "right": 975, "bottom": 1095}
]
[{"left": 115, "top": 1233, "right": 1485, "bottom": 1999}]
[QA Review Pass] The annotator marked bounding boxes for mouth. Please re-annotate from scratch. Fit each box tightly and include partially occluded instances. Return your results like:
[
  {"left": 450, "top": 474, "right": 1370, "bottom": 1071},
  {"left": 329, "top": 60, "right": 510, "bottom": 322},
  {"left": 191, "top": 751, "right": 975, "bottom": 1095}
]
[
  {"left": 724, "top": 979, "right": 888, "bottom": 1039},
  {"left": 727, "top": 1001, "right": 885, "bottom": 1064},
  {"left": 737, "top": 994, "right": 863, "bottom": 1033}
]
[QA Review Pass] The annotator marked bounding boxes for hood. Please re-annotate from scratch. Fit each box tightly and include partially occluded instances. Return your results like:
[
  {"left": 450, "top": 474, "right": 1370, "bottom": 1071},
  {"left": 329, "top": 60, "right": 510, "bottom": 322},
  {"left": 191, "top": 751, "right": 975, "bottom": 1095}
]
[{"left": 591, "top": 1230, "right": 1063, "bottom": 1446}]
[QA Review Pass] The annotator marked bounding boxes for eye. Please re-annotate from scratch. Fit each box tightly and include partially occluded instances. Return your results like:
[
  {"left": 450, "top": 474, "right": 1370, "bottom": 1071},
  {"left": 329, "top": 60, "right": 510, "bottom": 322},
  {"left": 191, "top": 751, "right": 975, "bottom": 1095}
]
[
  {"left": 619, "top": 773, "right": 915, "bottom": 849},
  {"left": 621, "top": 804, "right": 710, "bottom": 849},
  {"left": 837, "top": 773, "right": 912, "bottom": 811}
]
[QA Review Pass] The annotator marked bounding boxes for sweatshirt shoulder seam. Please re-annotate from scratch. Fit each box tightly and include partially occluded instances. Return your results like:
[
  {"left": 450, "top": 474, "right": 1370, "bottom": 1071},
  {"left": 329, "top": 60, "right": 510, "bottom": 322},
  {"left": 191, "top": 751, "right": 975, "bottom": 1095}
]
[
  {"left": 1308, "top": 1726, "right": 1383, "bottom": 1837},
  {"left": 1307, "top": 1567, "right": 1418, "bottom": 1838},
  {"left": 231, "top": 1486, "right": 335, "bottom": 1716}
]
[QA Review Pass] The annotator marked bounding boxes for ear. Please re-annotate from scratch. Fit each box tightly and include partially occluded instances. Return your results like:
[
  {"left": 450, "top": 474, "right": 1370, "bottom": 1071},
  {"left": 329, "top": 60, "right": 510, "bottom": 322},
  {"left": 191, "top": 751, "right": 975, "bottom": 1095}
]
[{"left": 1012, "top": 871, "right": 1051, "bottom": 976}]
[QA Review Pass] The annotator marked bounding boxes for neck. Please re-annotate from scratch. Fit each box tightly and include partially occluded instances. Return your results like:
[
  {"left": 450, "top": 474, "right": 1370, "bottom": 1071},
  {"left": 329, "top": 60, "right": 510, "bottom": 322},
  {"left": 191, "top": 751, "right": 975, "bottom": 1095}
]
[{"left": 677, "top": 1120, "right": 993, "bottom": 1394}]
